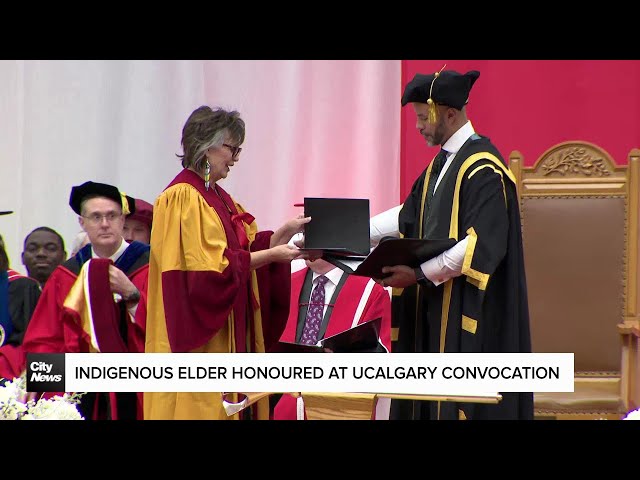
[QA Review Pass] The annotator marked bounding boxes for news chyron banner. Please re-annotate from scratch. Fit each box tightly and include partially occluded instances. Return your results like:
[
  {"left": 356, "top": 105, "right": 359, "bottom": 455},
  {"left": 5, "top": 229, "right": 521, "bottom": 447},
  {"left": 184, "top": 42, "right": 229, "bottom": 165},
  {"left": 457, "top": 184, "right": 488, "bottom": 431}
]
[{"left": 26, "top": 352, "right": 575, "bottom": 395}]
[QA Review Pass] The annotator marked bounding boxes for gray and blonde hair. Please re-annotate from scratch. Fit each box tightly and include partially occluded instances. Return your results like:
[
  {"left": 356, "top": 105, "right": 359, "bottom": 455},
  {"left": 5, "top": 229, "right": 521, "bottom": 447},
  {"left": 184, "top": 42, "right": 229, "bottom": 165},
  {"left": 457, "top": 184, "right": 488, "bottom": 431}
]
[{"left": 178, "top": 106, "right": 245, "bottom": 174}]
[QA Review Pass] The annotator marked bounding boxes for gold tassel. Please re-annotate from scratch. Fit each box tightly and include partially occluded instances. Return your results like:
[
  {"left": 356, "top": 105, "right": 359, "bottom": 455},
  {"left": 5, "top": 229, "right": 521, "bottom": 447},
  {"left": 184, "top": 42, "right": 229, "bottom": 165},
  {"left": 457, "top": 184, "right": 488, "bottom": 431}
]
[
  {"left": 120, "top": 192, "right": 131, "bottom": 216},
  {"left": 427, "top": 98, "right": 438, "bottom": 125},
  {"left": 427, "top": 64, "right": 446, "bottom": 125}
]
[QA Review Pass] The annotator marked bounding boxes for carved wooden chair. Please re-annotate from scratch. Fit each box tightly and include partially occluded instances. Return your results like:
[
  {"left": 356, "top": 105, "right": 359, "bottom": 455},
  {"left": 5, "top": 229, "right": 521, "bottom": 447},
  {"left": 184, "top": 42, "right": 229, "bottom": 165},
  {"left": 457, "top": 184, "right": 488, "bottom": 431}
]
[{"left": 510, "top": 141, "right": 640, "bottom": 419}]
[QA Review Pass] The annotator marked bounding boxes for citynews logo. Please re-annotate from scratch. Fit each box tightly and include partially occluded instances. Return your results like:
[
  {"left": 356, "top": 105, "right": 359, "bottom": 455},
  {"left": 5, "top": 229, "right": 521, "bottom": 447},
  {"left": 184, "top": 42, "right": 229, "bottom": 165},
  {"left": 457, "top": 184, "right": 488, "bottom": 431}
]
[{"left": 26, "top": 353, "right": 65, "bottom": 392}]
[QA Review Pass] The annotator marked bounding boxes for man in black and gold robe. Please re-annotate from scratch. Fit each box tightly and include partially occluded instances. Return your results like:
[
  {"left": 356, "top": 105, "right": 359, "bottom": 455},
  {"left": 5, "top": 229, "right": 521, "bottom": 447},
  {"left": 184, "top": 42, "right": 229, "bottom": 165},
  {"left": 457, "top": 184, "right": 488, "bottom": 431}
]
[{"left": 371, "top": 68, "right": 533, "bottom": 420}]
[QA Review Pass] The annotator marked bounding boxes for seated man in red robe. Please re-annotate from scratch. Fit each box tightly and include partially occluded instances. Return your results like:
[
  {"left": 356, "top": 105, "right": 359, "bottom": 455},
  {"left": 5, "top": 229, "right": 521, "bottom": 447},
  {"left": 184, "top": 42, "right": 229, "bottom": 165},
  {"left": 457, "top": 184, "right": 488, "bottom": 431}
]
[
  {"left": 0, "top": 181, "right": 150, "bottom": 420},
  {"left": 273, "top": 258, "right": 392, "bottom": 420}
]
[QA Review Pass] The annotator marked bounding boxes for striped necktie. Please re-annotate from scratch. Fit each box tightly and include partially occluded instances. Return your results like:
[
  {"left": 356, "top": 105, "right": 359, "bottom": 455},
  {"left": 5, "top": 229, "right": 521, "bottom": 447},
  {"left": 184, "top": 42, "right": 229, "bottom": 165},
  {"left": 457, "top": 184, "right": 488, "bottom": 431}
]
[{"left": 300, "top": 275, "right": 329, "bottom": 345}]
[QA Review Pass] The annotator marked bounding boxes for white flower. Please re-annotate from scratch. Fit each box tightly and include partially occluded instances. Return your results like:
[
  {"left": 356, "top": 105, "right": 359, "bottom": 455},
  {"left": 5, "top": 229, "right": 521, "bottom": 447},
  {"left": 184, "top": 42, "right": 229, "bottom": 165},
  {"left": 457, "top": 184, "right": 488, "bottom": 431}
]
[
  {"left": 0, "top": 380, "right": 21, "bottom": 403},
  {"left": 0, "top": 401, "right": 27, "bottom": 420},
  {"left": 22, "top": 395, "right": 84, "bottom": 420},
  {"left": 0, "top": 376, "right": 85, "bottom": 420},
  {"left": 0, "top": 377, "right": 28, "bottom": 420},
  {"left": 623, "top": 408, "right": 640, "bottom": 420}
]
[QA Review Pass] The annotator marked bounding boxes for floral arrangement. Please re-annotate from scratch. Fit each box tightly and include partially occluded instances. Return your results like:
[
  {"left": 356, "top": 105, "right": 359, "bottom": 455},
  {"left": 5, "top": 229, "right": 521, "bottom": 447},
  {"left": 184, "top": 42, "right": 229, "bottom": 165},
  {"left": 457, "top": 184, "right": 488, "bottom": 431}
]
[
  {"left": 0, "top": 376, "right": 85, "bottom": 420},
  {"left": 622, "top": 407, "right": 640, "bottom": 420}
]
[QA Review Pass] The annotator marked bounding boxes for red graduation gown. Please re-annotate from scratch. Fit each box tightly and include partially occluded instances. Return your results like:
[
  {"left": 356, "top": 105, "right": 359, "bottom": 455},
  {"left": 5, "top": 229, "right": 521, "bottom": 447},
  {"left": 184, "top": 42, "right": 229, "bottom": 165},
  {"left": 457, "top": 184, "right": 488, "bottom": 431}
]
[
  {"left": 273, "top": 267, "right": 391, "bottom": 420},
  {"left": 0, "top": 246, "right": 149, "bottom": 419},
  {"left": 144, "top": 169, "right": 291, "bottom": 420}
]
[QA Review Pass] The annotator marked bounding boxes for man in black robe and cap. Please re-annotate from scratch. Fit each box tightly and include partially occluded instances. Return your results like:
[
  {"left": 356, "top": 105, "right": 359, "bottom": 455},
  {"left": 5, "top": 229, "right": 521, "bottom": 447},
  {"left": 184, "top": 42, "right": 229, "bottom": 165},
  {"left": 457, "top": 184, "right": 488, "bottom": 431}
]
[{"left": 374, "top": 67, "right": 533, "bottom": 420}]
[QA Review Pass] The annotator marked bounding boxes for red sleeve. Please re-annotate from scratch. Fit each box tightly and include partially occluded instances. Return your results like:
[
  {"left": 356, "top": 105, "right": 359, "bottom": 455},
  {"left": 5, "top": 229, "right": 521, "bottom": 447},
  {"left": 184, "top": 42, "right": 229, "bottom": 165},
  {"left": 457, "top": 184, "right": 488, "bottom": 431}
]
[
  {"left": 251, "top": 231, "right": 291, "bottom": 351},
  {"left": 127, "top": 264, "right": 149, "bottom": 354},
  {"left": 22, "top": 268, "right": 75, "bottom": 355},
  {"left": 0, "top": 268, "right": 76, "bottom": 378},
  {"left": 273, "top": 394, "right": 300, "bottom": 420},
  {"left": 360, "top": 285, "right": 392, "bottom": 351},
  {"left": 162, "top": 248, "right": 251, "bottom": 353},
  {"left": 0, "top": 344, "right": 25, "bottom": 380}
]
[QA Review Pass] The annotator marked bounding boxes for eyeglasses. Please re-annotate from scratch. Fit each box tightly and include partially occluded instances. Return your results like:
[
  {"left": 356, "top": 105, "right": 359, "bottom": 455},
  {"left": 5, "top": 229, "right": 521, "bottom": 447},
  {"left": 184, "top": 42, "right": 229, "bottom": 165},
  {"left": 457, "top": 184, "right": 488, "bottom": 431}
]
[
  {"left": 223, "top": 143, "right": 242, "bottom": 158},
  {"left": 82, "top": 212, "right": 123, "bottom": 225}
]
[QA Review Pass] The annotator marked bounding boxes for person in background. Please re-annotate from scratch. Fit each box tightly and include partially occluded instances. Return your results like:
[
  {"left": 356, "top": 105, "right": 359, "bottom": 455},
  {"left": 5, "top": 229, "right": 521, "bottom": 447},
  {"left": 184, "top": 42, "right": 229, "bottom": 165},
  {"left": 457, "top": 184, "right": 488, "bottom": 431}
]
[
  {"left": 69, "top": 231, "right": 90, "bottom": 258},
  {"left": 0, "top": 228, "right": 41, "bottom": 349},
  {"left": 124, "top": 197, "right": 153, "bottom": 244},
  {"left": 0, "top": 181, "right": 150, "bottom": 420},
  {"left": 144, "top": 105, "right": 314, "bottom": 420},
  {"left": 21, "top": 226, "right": 67, "bottom": 288}
]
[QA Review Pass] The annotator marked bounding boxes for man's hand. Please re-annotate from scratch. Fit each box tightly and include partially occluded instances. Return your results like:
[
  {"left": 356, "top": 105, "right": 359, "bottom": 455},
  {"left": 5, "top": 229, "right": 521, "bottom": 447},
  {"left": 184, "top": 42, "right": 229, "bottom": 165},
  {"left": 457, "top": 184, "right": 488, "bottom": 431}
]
[
  {"left": 376, "top": 265, "right": 416, "bottom": 288},
  {"left": 108, "top": 265, "right": 138, "bottom": 302}
]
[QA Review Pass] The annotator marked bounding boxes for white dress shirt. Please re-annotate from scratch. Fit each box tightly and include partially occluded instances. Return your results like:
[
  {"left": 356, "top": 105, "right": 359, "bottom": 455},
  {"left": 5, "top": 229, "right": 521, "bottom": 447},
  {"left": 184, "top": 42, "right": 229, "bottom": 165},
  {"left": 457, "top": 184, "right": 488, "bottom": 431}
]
[
  {"left": 91, "top": 238, "right": 130, "bottom": 262},
  {"left": 369, "top": 205, "right": 403, "bottom": 247}
]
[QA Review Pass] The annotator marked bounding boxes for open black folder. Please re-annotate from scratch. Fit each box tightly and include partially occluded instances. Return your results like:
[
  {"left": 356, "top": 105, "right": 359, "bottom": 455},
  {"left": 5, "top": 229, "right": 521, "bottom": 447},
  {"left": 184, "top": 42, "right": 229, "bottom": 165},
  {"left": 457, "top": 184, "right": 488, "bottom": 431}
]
[
  {"left": 270, "top": 317, "right": 382, "bottom": 353},
  {"left": 324, "top": 237, "right": 457, "bottom": 279}
]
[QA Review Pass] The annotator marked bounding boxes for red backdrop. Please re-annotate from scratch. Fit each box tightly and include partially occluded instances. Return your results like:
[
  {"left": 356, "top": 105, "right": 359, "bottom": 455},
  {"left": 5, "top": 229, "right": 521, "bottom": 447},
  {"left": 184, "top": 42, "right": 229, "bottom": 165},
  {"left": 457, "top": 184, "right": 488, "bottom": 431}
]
[{"left": 400, "top": 60, "right": 640, "bottom": 200}]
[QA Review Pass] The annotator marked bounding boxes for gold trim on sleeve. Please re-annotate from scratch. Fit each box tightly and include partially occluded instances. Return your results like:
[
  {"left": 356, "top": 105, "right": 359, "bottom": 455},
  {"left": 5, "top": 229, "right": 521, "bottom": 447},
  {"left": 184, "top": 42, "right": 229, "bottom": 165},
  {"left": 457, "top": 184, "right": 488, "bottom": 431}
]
[
  {"left": 449, "top": 151, "right": 515, "bottom": 240},
  {"left": 461, "top": 227, "right": 490, "bottom": 290},
  {"left": 462, "top": 315, "right": 478, "bottom": 334},
  {"left": 439, "top": 280, "right": 453, "bottom": 353},
  {"left": 438, "top": 150, "right": 516, "bottom": 420},
  {"left": 468, "top": 163, "right": 506, "bottom": 202}
]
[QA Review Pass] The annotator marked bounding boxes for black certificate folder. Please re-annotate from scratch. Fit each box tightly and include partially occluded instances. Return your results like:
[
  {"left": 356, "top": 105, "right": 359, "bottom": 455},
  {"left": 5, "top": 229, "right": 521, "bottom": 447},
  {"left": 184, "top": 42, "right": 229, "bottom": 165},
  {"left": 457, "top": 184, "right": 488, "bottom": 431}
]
[
  {"left": 272, "top": 317, "right": 382, "bottom": 353},
  {"left": 326, "top": 237, "right": 457, "bottom": 279},
  {"left": 302, "top": 197, "right": 371, "bottom": 256}
]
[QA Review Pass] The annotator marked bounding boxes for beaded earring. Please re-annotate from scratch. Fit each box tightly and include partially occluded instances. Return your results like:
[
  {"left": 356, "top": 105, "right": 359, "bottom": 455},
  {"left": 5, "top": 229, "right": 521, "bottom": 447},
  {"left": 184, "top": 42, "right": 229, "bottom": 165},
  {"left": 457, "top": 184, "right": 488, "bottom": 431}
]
[{"left": 204, "top": 159, "right": 211, "bottom": 191}]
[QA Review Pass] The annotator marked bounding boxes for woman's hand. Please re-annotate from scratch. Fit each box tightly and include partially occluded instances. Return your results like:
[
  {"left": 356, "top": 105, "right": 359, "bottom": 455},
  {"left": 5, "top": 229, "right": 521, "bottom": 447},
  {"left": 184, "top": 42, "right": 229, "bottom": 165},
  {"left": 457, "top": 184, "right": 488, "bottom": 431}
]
[
  {"left": 250, "top": 242, "right": 322, "bottom": 270},
  {"left": 270, "top": 215, "right": 312, "bottom": 247},
  {"left": 269, "top": 244, "right": 306, "bottom": 263}
]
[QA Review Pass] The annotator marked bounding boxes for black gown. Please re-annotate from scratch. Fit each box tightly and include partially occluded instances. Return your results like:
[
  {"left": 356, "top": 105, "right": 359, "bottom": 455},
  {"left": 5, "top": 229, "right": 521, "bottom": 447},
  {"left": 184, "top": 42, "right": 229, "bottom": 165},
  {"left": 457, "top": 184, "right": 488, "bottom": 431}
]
[
  {"left": 391, "top": 135, "right": 534, "bottom": 420},
  {"left": 2, "top": 270, "right": 41, "bottom": 346}
]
